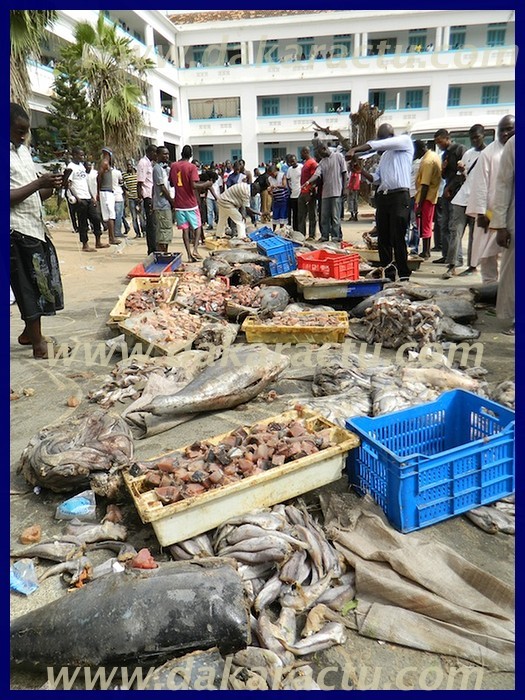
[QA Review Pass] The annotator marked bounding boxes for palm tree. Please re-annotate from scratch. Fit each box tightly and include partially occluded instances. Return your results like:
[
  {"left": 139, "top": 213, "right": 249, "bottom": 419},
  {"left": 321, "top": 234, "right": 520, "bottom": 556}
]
[
  {"left": 10, "top": 10, "right": 58, "bottom": 109},
  {"left": 63, "top": 12, "right": 155, "bottom": 161}
]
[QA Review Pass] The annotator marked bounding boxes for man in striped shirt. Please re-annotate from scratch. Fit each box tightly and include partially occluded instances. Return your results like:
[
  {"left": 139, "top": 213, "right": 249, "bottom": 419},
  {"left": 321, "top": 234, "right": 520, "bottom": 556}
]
[
  {"left": 122, "top": 160, "right": 143, "bottom": 238},
  {"left": 216, "top": 180, "right": 265, "bottom": 239}
]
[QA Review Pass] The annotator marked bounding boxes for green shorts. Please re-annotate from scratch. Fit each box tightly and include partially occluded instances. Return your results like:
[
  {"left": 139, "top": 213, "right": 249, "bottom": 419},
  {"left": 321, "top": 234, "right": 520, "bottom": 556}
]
[{"left": 155, "top": 209, "right": 173, "bottom": 244}]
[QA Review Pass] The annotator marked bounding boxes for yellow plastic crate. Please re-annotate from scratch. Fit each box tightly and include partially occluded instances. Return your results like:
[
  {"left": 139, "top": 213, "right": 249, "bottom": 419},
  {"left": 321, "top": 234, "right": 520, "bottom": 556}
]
[
  {"left": 204, "top": 237, "right": 232, "bottom": 251},
  {"left": 241, "top": 311, "right": 349, "bottom": 344},
  {"left": 123, "top": 409, "right": 360, "bottom": 546},
  {"left": 107, "top": 277, "right": 177, "bottom": 327}
]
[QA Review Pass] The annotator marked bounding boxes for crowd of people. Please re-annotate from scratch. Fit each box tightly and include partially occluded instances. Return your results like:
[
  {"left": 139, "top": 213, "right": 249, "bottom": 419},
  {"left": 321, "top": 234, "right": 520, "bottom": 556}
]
[{"left": 10, "top": 99, "right": 516, "bottom": 361}]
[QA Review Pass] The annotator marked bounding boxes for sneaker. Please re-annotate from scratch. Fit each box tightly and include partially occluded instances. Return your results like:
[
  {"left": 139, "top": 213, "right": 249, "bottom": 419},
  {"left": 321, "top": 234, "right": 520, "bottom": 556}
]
[
  {"left": 399, "top": 276, "right": 411, "bottom": 282},
  {"left": 432, "top": 257, "right": 446, "bottom": 264}
]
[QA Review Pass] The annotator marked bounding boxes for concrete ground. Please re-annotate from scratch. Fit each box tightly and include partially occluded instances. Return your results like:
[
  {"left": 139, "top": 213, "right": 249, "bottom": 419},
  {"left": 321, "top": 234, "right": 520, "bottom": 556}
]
[{"left": 10, "top": 208, "right": 514, "bottom": 689}]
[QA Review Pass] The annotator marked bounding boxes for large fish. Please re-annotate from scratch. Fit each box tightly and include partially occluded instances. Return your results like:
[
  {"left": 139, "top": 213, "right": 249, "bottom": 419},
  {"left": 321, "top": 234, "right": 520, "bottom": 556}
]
[
  {"left": 203, "top": 257, "right": 232, "bottom": 279},
  {"left": 211, "top": 249, "right": 272, "bottom": 265},
  {"left": 140, "top": 347, "right": 290, "bottom": 417},
  {"left": 439, "top": 316, "right": 481, "bottom": 342},
  {"left": 10, "top": 561, "right": 248, "bottom": 670}
]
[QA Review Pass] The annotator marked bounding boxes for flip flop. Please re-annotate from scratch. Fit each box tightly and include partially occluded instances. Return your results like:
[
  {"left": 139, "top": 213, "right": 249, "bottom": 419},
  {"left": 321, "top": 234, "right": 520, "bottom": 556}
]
[
  {"left": 33, "top": 343, "right": 73, "bottom": 360},
  {"left": 18, "top": 335, "right": 56, "bottom": 347}
]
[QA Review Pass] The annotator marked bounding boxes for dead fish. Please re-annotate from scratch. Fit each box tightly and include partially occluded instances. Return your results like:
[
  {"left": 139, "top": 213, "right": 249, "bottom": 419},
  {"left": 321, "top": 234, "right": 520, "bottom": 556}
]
[
  {"left": 86, "top": 540, "right": 134, "bottom": 555},
  {"left": 10, "top": 562, "right": 249, "bottom": 669},
  {"left": 254, "top": 573, "right": 283, "bottom": 612},
  {"left": 90, "top": 557, "right": 126, "bottom": 580},
  {"left": 465, "top": 506, "right": 515, "bottom": 535},
  {"left": 140, "top": 348, "right": 290, "bottom": 417},
  {"left": 317, "top": 583, "right": 356, "bottom": 611},
  {"left": 402, "top": 367, "right": 480, "bottom": 392},
  {"left": 470, "top": 283, "right": 498, "bottom": 305},
  {"left": 11, "top": 539, "right": 83, "bottom": 562},
  {"left": 203, "top": 257, "right": 233, "bottom": 279},
  {"left": 276, "top": 606, "right": 297, "bottom": 646},
  {"left": 225, "top": 524, "right": 307, "bottom": 549},
  {"left": 490, "top": 381, "right": 515, "bottom": 410},
  {"left": 281, "top": 573, "right": 334, "bottom": 612},
  {"left": 294, "top": 525, "right": 325, "bottom": 577},
  {"left": 101, "top": 504, "right": 124, "bottom": 524},
  {"left": 277, "top": 621, "right": 346, "bottom": 656},
  {"left": 232, "top": 646, "right": 283, "bottom": 672},
  {"left": 493, "top": 501, "right": 515, "bottom": 515},
  {"left": 63, "top": 521, "right": 127, "bottom": 544},
  {"left": 279, "top": 549, "right": 311, "bottom": 585},
  {"left": 229, "top": 548, "right": 290, "bottom": 565},
  {"left": 37, "top": 556, "right": 92, "bottom": 583},
  {"left": 256, "top": 610, "right": 296, "bottom": 666},
  {"left": 432, "top": 297, "right": 478, "bottom": 324},
  {"left": 175, "top": 534, "right": 215, "bottom": 558},
  {"left": 220, "top": 536, "right": 291, "bottom": 557},
  {"left": 257, "top": 287, "right": 290, "bottom": 315},
  {"left": 439, "top": 316, "right": 481, "bottom": 342},
  {"left": 141, "top": 648, "right": 226, "bottom": 690},
  {"left": 223, "top": 511, "right": 287, "bottom": 531},
  {"left": 229, "top": 263, "right": 266, "bottom": 286},
  {"left": 237, "top": 562, "right": 276, "bottom": 581},
  {"left": 282, "top": 665, "right": 322, "bottom": 690},
  {"left": 211, "top": 249, "right": 272, "bottom": 265}
]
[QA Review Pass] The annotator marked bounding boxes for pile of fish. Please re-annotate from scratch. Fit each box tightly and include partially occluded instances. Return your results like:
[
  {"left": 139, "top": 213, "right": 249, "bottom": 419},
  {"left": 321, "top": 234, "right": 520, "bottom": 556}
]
[
  {"left": 176, "top": 277, "right": 231, "bottom": 315},
  {"left": 350, "top": 283, "right": 481, "bottom": 343},
  {"left": 465, "top": 494, "right": 515, "bottom": 535},
  {"left": 169, "top": 502, "right": 353, "bottom": 681},
  {"left": 133, "top": 418, "right": 337, "bottom": 505},
  {"left": 228, "top": 285, "right": 261, "bottom": 308},
  {"left": 120, "top": 306, "right": 203, "bottom": 347},
  {"left": 124, "top": 287, "right": 172, "bottom": 313},
  {"left": 490, "top": 380, "right": 515, "bottom": 410},
  {"left": 257, "top": 312, "right": 344, "bottom": 328},
  {"left": 290, "top": 354, "right": 488, "bottom": 428},
  {"left": 88, "top": 354, "right": 209, "bottom": 409},
  {"left": 18, "top": 409, "right": 134, "bottom": 497},
  {"left": 357, "top": 297, "right": 443, "bottom": 349},
  {"left": 125, "top": 347, "right": 290, "bottom": 437}
]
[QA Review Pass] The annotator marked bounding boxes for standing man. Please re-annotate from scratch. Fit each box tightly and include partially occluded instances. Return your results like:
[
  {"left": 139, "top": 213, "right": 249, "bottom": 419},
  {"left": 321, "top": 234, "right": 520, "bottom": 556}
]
[
  {"left": 466, "top": 114, "right": 515, "bottom": 285},
  {"left": 297, "top": 146, "right": 318, "bottom": 239},
  {"left": 97, "top": 146, "right": 117, "bottom": 245},
  {"left": 169, "top": 145, "right": 212, "bottom": 262},
  {"left": 267, "top": 163, "right": 290, "bottom": 231},
  {"left": 137, "top": 144, "right": 157, "bottom": 254},
  {"left": 447, "top": 124, "right": 486, "bottom": 277},
  {"left": 432, "top": 129, "right": 466, "bottom": 265},
  {"left": 152, "top": 146, "right": 175, "bottom": 253},
  {"left": 10, "top": 103, "right": 65, "bottom": 359},
  {"left": 414, "top": 140, "right": 442, "bottom": 262},
  {"left": 122, "top": 160, "right": 143, "bottom": 238},
  {"left": 490, "top": 134, "right": 515, "bottom": 335},
  {"left": 112, "top": 164, "right": 126, "bottom": 238},
  {"left": 286, "top": 154, "right": 303, "bottom": 230},
  {"left": 206, "top": 171, "right": 221, "bottom": 230},
  {"left": 306, "top": 144, "right": 347, "bottom": 242},
  {"left": 64, "top": 146, "right": 106, "bottom": 251},
  {"left": 347, "top": 124, "right": 413, "bottom": 281},
  {"left": 346, "top": 158, "right": 362, "bottom": 222}
]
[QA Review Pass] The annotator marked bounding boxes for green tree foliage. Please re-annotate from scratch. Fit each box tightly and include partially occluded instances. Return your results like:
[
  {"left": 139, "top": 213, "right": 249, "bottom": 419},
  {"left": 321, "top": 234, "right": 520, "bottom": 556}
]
[
  {"left": 10, "top": 10, "right": 58, "bottom": 109},
  {"left": 62, "top": 12, "right": 155, "bottom": 162},
  {"left": 38, "top": 58, "right": 103, "bottom": 162}
]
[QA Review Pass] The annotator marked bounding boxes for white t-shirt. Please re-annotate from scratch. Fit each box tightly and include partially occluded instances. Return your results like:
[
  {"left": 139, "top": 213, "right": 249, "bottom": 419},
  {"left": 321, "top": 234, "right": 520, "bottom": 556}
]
[
  {"left": 112, "top": 168, "right": 124, "bottom": 203},
  {"left": 67, "top": 161, "right": 91, "bottom": 200},
  {"left": 87, "top": 170, "right": 98, "bottom": 199},
  {"left": 451, "top": 147, "right": 483, "bottom": 208},
  {"left": 286, "top": 163, "right": 303, "bottom": 198},
  {"left": 207, "top": 178, "right": 222, "bottom": 200}
]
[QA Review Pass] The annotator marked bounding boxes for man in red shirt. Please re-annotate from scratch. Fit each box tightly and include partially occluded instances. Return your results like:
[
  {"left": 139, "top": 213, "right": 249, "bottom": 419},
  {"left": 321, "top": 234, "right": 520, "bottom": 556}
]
[
  {"left": 297, "top": 146, "right": 318, "bottom": 239},
  {"left": 169, "top": 145, "right": 212, "bottom": 261}
]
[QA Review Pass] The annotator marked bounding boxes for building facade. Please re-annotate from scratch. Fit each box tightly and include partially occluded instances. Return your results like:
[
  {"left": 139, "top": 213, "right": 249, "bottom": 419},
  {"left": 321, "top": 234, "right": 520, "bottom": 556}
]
[{"left": 27, "top": 9, "right": 515, "bottom": 166}]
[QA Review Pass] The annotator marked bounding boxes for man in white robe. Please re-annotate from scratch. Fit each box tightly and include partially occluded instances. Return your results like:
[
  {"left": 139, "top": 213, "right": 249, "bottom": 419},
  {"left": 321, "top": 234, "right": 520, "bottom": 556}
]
[
  {"left": 490, "top": 135, "right": 515, "bottom": 334},
  {"left": 466, "top": 115, "right": 515, "bottom": 284}
]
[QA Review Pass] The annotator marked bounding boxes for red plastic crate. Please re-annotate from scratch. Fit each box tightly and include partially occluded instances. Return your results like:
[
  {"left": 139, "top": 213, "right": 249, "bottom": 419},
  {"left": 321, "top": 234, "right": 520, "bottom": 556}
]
[{"left": 296, "top": 250, "right": 360, "bottom": 280}]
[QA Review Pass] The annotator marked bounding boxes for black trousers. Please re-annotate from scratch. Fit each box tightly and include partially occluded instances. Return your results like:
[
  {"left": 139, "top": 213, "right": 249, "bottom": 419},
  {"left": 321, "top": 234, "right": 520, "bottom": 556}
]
[
  {"left": 74, "top": 199, "right": 101, "bottom": 243},
  {"left": 288, "top": 198, "right": 299, "bottom": 231},
  {"left": 143, "top": 197, "right": 156, "bottom": 254},
  {"left": 375, "top": 190, "right": 411, "bottom": 280}
]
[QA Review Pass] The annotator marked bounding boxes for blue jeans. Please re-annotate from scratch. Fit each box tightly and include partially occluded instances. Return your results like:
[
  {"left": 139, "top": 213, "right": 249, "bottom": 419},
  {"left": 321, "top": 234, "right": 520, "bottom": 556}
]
[
  {"left": 128, "top": 198, "right": 142, "bottom": 236},
  {"left": 207, "top": 199, "right": 218, "bottom": 227},
  {"left": 320, "top": 196, "right": 343, "bottom": 240},
  {"left": 115, "top": 200, "right": 125, "bottom": 237},
  {"left": 406, "top": 197, "right": 419, "bottom": 253}
]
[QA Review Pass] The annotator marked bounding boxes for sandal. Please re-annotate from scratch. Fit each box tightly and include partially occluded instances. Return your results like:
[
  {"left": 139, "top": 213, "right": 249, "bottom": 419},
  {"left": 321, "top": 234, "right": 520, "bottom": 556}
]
[
  {"left": 503, "top": 326, "right": 515, "bottom": 336},
  {"left": 33, "top": 343, "right": 73, "bottom": 360},
  {"left": 18, "top": 334, "right": 56, "bottom": 347}
]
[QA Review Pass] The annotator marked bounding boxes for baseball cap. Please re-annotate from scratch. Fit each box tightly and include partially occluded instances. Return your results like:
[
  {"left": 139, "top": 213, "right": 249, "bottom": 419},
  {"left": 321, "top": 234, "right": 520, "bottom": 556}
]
[{"left": 101, "top": 146, "right": 113, "bottom": 156}]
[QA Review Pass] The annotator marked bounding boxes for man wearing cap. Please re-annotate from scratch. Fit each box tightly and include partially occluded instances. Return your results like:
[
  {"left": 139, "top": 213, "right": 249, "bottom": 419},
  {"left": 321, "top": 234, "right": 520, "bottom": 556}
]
[{"left": 97, "top": 146, "right": 116, "bottom": 245}]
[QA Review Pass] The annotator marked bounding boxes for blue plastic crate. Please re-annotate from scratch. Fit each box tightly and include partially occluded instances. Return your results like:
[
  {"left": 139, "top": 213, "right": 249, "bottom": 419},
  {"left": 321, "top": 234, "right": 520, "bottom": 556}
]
[
  {"left": 248, "top": 226, "right": 274, "bottom": 242},
  {"left": 345, "top": 280, "right": 386, "bottom": 297},
  {"left": 256, "top": 235, "right": 297, "bottom": 276},
  {"left": 345, "top": 390, "right": 515, "bottom": 533}
]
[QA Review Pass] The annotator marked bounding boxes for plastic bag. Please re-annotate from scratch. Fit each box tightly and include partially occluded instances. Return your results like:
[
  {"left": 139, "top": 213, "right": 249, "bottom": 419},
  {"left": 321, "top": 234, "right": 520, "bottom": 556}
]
[
  {"left": 10, "top": 559, "right": 39, "bottom": 596},
  {"left": 55, "top": 490, "right": 97, "bottom": 521}
]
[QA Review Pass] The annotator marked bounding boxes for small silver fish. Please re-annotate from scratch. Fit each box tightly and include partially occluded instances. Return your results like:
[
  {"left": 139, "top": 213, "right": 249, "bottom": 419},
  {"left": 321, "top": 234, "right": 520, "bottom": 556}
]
[
  {"left": 11, "top": 539, "right": 84, "bottom": 562},
  {"left": 277, "top": 621, "right": 346, "bottom": 656}
]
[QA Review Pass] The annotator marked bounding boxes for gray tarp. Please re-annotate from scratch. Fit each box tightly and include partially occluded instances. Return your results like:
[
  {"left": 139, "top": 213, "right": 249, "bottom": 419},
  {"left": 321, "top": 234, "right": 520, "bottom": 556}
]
[{"left": 323, "top": 495, "right": 514, "bottom": 672}]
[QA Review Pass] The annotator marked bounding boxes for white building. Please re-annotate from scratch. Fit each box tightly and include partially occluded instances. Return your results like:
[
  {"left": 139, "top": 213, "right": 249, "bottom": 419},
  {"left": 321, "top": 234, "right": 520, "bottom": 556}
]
[{"left": 28, "top": 8, "right": 515, "bottom": 166}]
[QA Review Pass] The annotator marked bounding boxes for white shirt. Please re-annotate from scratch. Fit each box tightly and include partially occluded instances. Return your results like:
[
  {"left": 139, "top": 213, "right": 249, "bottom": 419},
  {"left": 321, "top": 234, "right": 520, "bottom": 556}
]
[
  {"left": 87, "top": 169, "right": 98, "bottom": 199},
  {"left": 10, "top": 142, "right": 48, "bottom": 241},
  {"left": 207, "top": 178, "right": 222, "bottom": 200},
  {"left": 67, "top": 161, "right": 91, "bottom": 200},
  {"left": 466, "top": 139, "right": 505, "bottom": 217},
  {"left": 451, "top": 147, "right": 484, "bottom": 208},
  {"left": 367, "top": 135, "right": 414, "bottom": 192},
  {"left": 219, "top": 182, "right": 251, "bottom": 208},
  {"left": 409, "top": 158, "right": 422, "bottom": 197},
  {"left": 286, "top": 163, "right": 303, "bottom": 198},
  {"left": 112, "top": 168, "right": 124, "bottom": 203}
]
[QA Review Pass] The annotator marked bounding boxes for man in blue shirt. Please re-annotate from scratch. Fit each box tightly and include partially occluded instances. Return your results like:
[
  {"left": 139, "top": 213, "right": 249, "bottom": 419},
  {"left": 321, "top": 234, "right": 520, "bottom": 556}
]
[{"left": 348, "top": 124, "right": 414, "bottom": 280}]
